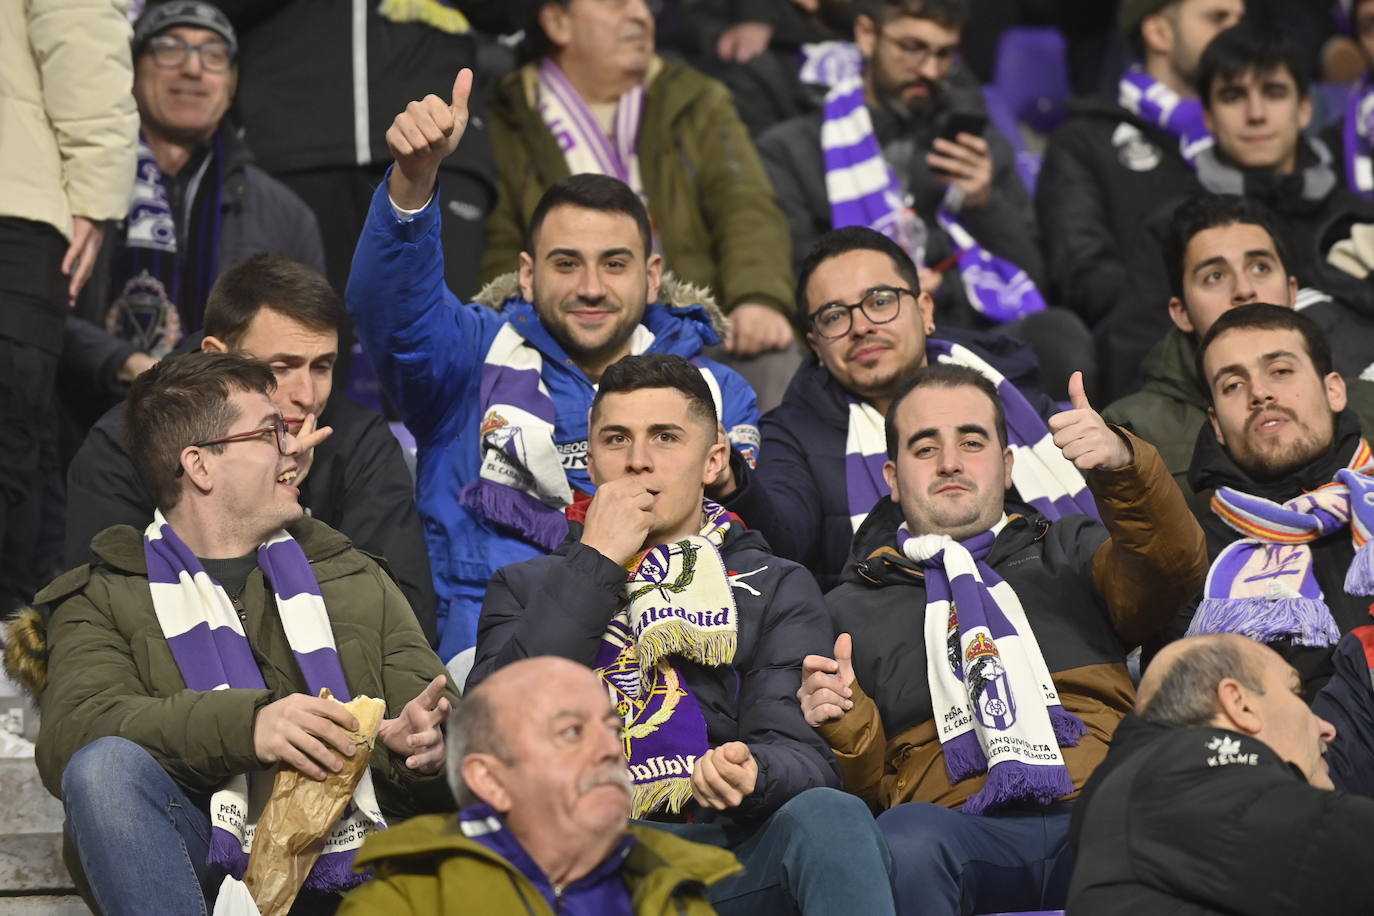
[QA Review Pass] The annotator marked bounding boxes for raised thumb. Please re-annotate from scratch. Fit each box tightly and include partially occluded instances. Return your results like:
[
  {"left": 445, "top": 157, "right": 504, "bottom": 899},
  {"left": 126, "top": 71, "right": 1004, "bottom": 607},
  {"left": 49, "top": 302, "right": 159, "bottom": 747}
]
[
  {"left": 834, "top": 633, "right": 853, "bottom": 676},
  {"left": 1068, "top": 370, "right": 1091, "bottom": 412},
  {"left": 450, "top": 68, "right": 473, "bottom": 116}
]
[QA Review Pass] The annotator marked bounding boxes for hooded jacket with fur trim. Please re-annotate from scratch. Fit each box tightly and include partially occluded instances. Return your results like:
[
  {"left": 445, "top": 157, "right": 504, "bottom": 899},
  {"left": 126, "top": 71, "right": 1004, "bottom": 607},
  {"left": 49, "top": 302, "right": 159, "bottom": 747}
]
[{"left": 345, "top": 179, "right": 760, "bottom": 661}]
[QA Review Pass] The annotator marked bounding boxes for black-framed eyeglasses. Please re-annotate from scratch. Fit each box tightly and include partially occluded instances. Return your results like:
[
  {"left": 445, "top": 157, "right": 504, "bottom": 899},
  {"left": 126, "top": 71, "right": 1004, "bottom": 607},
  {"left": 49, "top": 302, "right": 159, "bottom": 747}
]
[
  {"left": 175, "top": 415, "right": 289, "bottom": 477},
  {"left": 877, "top": 29, "right": 959, "bottom": 69},
  {"left": 808, "top": 287, "right": 913, "bottom": 339},
  {"left": 147, "top": 34, "right": 234, "bottom": 72}
]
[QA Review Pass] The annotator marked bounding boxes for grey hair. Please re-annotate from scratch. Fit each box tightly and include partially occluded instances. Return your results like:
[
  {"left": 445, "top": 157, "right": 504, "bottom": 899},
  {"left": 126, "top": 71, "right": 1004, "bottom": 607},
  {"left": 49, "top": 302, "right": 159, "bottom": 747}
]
[
  {"left": 445, "top": 688, "right": 514, "bottom": 808},
  {"left": 1138, "top": 640, "right": 1267, "bottom": 727}
]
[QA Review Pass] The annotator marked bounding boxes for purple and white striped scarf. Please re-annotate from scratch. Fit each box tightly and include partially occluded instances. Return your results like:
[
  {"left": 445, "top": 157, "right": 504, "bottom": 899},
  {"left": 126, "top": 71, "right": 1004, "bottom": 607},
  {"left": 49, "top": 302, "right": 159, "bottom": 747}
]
[
  {"left": 899, "top": 522, "right": 1086, "bottom": 814},
  {"left": 594, "top": 502, "right": 736, "bottom": 818},
  {"left": 1117, "top": 66, "right": 1213, "bottom": 166},
  {"left": 535, "top": 58, "right": 651, "bottom": 230},
  {"left": 821, "top": 76, "right": 1046, "bottom": 324},
  {"left": 1187, "top": 439, "right": 1374, "bottom": 646},
  {"left": 843, "top": 338, "right": 1098, "bottom": 531},
  {"left": 1343, "top": 73, "right": 1374, "bottom": 201},
  {"left": 143, "top": 511, "right": 385, "bottom": 894}
]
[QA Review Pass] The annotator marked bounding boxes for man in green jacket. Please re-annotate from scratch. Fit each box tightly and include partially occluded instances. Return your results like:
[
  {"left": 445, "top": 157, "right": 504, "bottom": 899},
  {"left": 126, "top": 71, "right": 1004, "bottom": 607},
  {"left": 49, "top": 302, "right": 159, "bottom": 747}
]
[
  {"left": 25, "top": 351, "right": 458, "bottom": 914},
  {"left": 341, "top": 655, "right": 739, "bottom": 914},
  {"left": 1103, "top": 192, "right": 1374, "bottom": 511},
  {"left": 481, "top": 0, "right": 797, "bottom": 377}
]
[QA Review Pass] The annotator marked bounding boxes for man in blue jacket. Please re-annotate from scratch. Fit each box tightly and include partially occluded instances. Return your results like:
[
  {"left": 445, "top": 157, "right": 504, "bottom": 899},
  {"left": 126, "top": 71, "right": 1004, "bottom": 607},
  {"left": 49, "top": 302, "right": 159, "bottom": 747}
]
[
  {"left": 714, "top": 226, "right": 1092, "bottom": 590},
  {"left": 470, "top": 354, "right": 895, "bottom": 916},
  {"left": 347, "top": 70, "right": 759, "bottom": 663}
]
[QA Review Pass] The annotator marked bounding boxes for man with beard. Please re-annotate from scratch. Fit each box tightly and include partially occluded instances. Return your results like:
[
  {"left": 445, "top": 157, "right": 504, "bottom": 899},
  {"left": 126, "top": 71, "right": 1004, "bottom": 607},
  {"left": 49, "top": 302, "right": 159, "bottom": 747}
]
[
  {"left": 757, "top": 0, "right": 1088, "bottom": 398},
  {"left": 1184, "top": 304, "right": 1374, "bottom": 692},
  {"left": 1103, "top": 193, "right": 1374, "bottom": 512},
  {"left": 347, "top": 70, "right": 759, "bottom": 665},
  {"left": 1037, "top": 0, "right": 1242, "bottom": 398},
  {"left": 340, "top": 656, "right": 741, "bottom": 914},
  {"left": 799, "top": 362, "right": 1206, "bottom": 915}
]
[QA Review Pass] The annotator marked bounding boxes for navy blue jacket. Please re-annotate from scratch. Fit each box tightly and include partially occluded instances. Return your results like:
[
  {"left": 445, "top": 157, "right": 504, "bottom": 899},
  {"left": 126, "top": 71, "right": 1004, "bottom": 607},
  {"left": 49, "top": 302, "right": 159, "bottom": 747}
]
[
  {"left": 469, "top": 519, "right": 841, "bottom": 829},
  {"left": 721, "top": 328, "right": 1058, "bottom": 590},
  {"left": 1313, "top": 624, "right": 1374, "bottom": 797}
]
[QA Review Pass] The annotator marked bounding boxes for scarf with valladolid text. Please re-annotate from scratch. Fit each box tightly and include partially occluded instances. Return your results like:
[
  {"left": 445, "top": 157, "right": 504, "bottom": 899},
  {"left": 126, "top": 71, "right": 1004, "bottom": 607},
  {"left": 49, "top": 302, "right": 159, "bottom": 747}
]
[
  {"left": 899, "top": 522, "right": 1086, "bottom": 814},
  {"left": 1187, "top": 439, "right": 1374, "bottom": 646},
  {"left": 821, "top": 76, "right": 1046, "bottom": 324},
  {"left": 843, "top": 338, "right": 1098, "bottom": 531},
  {"left": 142, "top": 511, "right": 384, "bottom": 893},
  {"left": 1117, "top": 66, "right": 1213, "bottom": 165},
  {"left": 593, "top": 501, "right": 737, "bottom": 818}
]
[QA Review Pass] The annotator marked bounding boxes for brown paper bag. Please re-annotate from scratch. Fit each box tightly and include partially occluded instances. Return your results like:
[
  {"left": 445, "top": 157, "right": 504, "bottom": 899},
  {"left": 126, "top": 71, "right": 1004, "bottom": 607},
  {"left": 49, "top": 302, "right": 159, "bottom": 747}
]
[{"left": 242, "top": 690, "right": 386, "bottom": 916}]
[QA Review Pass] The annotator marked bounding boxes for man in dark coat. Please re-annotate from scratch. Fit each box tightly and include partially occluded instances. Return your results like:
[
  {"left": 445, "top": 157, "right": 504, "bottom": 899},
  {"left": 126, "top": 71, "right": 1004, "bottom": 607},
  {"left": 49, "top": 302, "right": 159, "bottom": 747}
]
[
  {"left": 64, "top": 254, "right": 438, "bottom": 644},
  {"left": 713, "top": 226, "right": 1075, "bottom": 591},
  {"left": 1036, "top": 0, "right": 1242, "bottom": 398},
  {"left": 1184, "top": 304, "right": 1374, "bottom": 692},
  {"left": 471, "top": 354, "right": 896, "bottom": 916},
  {"left": 1067, "top": 633, "right": 1374, "bottom": 916}
]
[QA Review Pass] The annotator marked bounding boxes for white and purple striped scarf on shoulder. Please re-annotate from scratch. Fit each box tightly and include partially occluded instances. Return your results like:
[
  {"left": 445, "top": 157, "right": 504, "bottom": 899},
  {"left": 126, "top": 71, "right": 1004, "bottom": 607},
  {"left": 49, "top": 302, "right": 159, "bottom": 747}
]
[
  {"left": 899, "top": 521, "right": 1086, "bottom": 814},
  {"left": 844, "top": 338, "right": 1098, "bottom": 532},
  {"left": 820, "top": 76, "right": 1046, "bottom": 325},
  {"left": 1117, "top": 66, "right": 1213, "bottom": 166},
  {"left": 143, "top": 511, "right": 385, "bottom": 894}
]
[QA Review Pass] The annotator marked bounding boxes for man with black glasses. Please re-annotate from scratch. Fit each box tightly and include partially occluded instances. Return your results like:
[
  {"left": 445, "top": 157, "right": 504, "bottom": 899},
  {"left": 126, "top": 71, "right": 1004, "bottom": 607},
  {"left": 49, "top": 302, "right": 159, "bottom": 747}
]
[{"left": 712, "top": 226, "right": 1092, "bottom": 589}]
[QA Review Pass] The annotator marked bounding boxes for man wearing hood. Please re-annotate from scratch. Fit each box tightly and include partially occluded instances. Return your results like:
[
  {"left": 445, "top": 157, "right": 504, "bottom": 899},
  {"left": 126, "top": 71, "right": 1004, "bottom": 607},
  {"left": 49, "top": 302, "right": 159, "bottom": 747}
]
[
  {"left": 1183, "top": 303, "right": 1374, "bottom": 693},
  {"left": 346, "top": 70, "right": 759, "bottom": 664}
]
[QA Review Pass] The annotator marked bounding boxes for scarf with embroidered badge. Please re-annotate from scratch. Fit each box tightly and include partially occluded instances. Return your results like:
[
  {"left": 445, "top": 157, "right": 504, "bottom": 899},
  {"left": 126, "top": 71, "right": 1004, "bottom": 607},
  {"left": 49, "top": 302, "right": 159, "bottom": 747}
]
[
  {"left": 141, "top": 511, "right": 385, "bottom": 893},
  {"left": 843, "top": 338, "right": 1098, "bottom": 532},
  {"left": 1187, "top": 439, "right": 1374, "bottom": 646},
  {"left": 899, "top": 521, "right": 1086, "bottom": 814},
  {"left": 820, "top": 75, "right": 1046, "bottom": 325},
  {"left": 592, "top": 501, "right": 739, "bottom": 818},
  {"left": 1117, "top": 66, "right": 1214, "bottom": 165}
]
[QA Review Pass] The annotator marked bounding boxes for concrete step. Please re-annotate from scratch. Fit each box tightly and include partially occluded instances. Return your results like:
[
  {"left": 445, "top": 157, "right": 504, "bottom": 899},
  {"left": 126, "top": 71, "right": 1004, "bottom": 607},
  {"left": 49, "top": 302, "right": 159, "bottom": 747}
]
[{"left": 0, "top": 760, "right": 72, "bottom": 898}]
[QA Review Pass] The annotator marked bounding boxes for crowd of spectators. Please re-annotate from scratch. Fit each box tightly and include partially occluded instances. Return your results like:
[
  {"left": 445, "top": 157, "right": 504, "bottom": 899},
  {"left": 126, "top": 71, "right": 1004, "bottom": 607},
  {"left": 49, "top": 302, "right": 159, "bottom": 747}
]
[{"left": 6, "top": 0, "right": 1374, "bottom": 913}]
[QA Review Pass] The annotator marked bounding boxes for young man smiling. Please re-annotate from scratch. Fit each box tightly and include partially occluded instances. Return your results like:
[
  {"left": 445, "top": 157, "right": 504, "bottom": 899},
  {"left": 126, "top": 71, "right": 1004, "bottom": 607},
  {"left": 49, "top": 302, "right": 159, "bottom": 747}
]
[
  {"left": 1185, "top": 304, "right": 1374, "bottom": 692},
  {"left": 347, "top": 70, "right": 758, "bottom": 663},
  {"left": 470, "top": 354, "right": 896, "bottom": 916},
  {"left": 802, "top": 363, "right": 1206, "bottom": 915}
]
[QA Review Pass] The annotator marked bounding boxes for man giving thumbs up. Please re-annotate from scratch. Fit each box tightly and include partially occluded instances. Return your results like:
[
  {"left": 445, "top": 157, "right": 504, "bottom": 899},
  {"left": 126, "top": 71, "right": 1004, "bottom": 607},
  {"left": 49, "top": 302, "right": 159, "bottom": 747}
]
[{"left": 806, "top": 362, "right": 1208, "bottom": 916}]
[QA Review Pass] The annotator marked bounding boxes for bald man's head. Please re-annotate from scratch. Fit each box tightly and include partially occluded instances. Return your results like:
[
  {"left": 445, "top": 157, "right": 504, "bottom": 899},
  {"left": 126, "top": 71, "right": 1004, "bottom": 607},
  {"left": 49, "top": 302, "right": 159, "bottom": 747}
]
[{"left": 1136, "top": 633, "right": 1265, "bottom": 724}]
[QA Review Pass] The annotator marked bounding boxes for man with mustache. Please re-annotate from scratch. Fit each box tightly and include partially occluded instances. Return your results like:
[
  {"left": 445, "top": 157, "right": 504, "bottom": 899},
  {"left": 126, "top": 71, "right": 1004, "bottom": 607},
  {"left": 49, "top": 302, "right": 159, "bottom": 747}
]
[
  {"left": 1183, "top": 303, "right": 1374, "bottom": 693},
  {"left": 757, "top": 0, "right": 1087, "bottom": 387},
  {"left": 800, "top": 361, "right": 1206, "bottom": 915},
  {"left": 470, "top": 354, "right": 897, "bottom": 916},
  {"left": 347, "top": 71, "right": 760, "bottom": 665},
  {"left": 341, "top": 655, "right": 740, "bottom": 914},
  {"left": 482, "top": 0, "right": 800, "bottom": 398},
  {"left": 1066, "top": 634, "right": 1374, "bottom": 915}
]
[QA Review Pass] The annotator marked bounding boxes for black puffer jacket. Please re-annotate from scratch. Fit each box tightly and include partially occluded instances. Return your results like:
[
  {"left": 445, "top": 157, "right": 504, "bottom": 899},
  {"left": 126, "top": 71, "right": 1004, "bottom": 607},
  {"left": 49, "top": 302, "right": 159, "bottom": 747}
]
[
  {"left": 469, "top": 519, "right": 841, "bottom": 830},
  {"left": 721, "top": 328, "right": 1057, "bottom": 591},
  {"left": 1067, "top": 716, "right": 1374, "bottom": 916}
]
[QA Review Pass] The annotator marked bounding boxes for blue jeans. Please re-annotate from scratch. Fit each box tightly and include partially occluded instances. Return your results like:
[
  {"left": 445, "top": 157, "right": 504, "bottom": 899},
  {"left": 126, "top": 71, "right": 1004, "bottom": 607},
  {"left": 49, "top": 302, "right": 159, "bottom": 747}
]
[
  {"left": 646, "top": 787, "right": 896, "bottom": 916},
  {"left": 877, "top": 801, "right": 1074, "bottom": 916},
  {"left": 62, "top": 737, "right": 218, "bottom": 916}
]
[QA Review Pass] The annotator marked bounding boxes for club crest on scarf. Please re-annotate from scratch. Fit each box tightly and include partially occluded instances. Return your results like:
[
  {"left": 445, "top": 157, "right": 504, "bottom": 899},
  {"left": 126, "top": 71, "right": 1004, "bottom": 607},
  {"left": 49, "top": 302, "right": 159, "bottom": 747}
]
[
  {"left": 1188, "top": 439, "right": 1374, "bottom": 646},
  {"left": 593, "top": 501, "right": 737, "bottom": 818},
  {"left": 902, "top": 525, "right": 1085, "bottom": 814}
]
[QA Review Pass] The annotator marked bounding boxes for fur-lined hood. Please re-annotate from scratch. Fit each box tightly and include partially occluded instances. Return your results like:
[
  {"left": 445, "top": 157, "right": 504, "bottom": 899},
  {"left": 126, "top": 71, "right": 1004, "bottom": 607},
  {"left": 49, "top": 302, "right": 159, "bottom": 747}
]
[
  {"left": 470, "top": 270, "right": 731, "bottom": 340},
  {"left": 4, "top": 608, "right": 46, "bottom": 697}
]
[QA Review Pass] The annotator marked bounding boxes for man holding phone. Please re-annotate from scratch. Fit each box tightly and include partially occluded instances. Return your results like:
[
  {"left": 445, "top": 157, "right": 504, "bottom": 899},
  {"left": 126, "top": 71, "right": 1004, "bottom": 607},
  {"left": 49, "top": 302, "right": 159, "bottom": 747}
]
[{"left": 758, "top": 0, "right": 1061, "bottom": 343}]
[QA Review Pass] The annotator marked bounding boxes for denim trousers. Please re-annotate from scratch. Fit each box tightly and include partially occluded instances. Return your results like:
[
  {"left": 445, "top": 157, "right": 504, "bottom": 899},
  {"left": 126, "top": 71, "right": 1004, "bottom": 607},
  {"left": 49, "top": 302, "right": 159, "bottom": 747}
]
[
  {"left": 646, "top": 786, "right": 897, "bottom": 916},
  {"left": 61, "top": 736, "right": 340, "bottom": 916},
  {"left": 877, "top": 800, "right": 1075, "bottom": 916}
]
